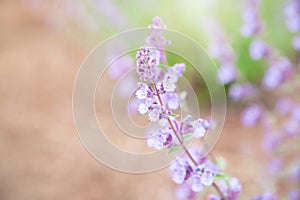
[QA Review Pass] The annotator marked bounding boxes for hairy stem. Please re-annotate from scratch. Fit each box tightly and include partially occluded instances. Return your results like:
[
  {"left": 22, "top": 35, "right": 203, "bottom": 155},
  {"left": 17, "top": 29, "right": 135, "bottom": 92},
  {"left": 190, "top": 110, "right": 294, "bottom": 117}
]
[
  {"left": 152, "top": 73, "right": 225, "bottom": 199},
  {"left": 213, "top": 182, "right": 226, "bottom": 200}
]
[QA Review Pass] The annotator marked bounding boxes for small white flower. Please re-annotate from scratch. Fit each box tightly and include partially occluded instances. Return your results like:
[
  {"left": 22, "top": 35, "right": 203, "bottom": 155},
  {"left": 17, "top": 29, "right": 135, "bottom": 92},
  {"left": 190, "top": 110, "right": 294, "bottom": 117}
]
[
  {"left": 148, "top": 106, "right": 161, "bottom": 121},
  {"left": 135, "top": 84, "right": 148, "bottom": 99},
  {"left": 138, "top": 103, "right": 148, "bottom": 114}
]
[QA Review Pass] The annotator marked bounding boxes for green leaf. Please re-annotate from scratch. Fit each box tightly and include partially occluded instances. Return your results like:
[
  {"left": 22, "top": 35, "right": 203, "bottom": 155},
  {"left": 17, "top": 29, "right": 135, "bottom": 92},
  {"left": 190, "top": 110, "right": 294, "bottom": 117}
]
[
  {"left": 168, "top": 113, "right": 179, "bottom": 117},
  {"left": 183, "top": 134, "right": 193, "bottom": 141},
  {"left": 216, "top": 156, "right": 227, "bottom": 170},
  {"left": 168, "top": 145, "right": 180, "bottom": 154},
  {"left": 214, "top": 173, "right": 229, "bottom": 186}
]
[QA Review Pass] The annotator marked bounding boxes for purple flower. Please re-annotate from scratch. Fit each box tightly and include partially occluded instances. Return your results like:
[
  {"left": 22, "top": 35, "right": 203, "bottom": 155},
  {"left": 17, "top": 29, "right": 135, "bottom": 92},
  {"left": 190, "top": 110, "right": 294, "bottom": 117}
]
[
  {"left": 192, "top": 175, "right": 204, "bottom": 192},
  {"left": 288, "top": 189, "right": 300, "bottom": 200},
  {"left": 229, "top": 83, "right": 256, "bottom": 101},
  {"left": 146, "top": 16, "right": 170, "bottom": 49},
  {"left": 267, "top": 158, "right": 283, "bottom": 174},
  {"left": 192, "top": 119, "right": 210, "bottom": 139},
  {"left": 240, "top": 0, "right": 262, "bottom": 37},
  {"left": 208, "top": 194, "right": 222, "bottom": 200},
  {"left": 147, "top": 129, "right": 173, "bottom": 150},
  {"left": 253, "top": 192, "right": 278, "bottom": 200},
  {"left": 175, "top": 183, "right": 196, "bottom": 200},
  {"left": 282, "top": 118, "right": 299, "bottom": 136},
  {"left": 213, "top": 177, "right": 242, "bottom": 200},
  {"left": 201, "top": 168, "right": 214, "bottom": 186},
  {"left": 162, "top": 92, "right": 180, "bottom": 110},
  {"left": 108, "top": 55, "right": 134, "bottom": 79},
  {"left": 291, "top": 104, "right": 300, "bottom": 122},
  {"left": 261, "top": 132, "right": 281, "bottom": 153},
  {"left": 136, "top": 47, "right": 161, "bottom": 82},
  {"left": 262, "top": 57, "right": 293, "bottom": 89},
  {"left": 170, "top": 159, "right": 193, "bottom": 184},
  {"left": 170, "top": 63, "right": 186, "bottom": 77},
  {"left": 241, "top": 104, "right": 263, "bottom": 127},
  {"left": 275, "top": 97, "right": 293, "bottom": 115},
  {"left": 249, "top": 38, "right": 269, "bottom": 60},
  {"left": 289, "top": 162, "right": 300, "bottom": 180},
  {"left": 292, "top": 35, "right": 300, "bottom": 50},
  {"left": 284, "top": 0, "right": 300, "bottom": 33},
  {"left": 217, "top": 62, "right": 237, "bottom": 84}
]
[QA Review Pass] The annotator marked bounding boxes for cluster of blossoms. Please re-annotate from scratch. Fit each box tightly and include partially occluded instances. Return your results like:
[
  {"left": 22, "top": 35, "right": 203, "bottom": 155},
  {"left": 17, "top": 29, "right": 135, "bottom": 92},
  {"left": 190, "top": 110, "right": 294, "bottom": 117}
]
[
  {"left": 206, "top": 19, "right": 238, "bottom": 85},
  {"left": 284, "top": 0, "right": 300, "bottom": 50},
  {"left": 240, "top": 0, "right": 262, "bottom": 37},
  {"left": 134, "top": 17, "right": 241, "bottom": 200},
  {"left": 214, "top": 0, "right": 300, "bottom": 199}
]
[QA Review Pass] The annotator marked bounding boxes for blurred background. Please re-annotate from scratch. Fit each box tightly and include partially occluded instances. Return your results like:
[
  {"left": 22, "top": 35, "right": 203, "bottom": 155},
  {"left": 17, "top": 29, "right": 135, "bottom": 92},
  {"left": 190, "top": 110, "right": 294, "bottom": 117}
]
[{"left": 0, "top": 0, "right": 299, "bottom": 199}]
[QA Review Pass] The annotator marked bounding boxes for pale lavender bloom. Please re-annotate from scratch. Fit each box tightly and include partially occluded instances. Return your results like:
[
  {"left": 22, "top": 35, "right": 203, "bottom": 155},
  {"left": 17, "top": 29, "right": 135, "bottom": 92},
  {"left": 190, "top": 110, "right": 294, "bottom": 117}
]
[
  {"left": 284, "top": 0, "right": 300, "bottom": 32},
  {"left": 217, "top": 62, "right": 237, "bottom": 84},
  {"left": 292, "top": 35, "right": 300, "bottom": 50},
  {"left": 146, "top": 16, "right": 170, "bottom": 49},
  {"left": 208, "top": 41, "right": 235, "bottom": 62},
  {"left": 169, "top": 63, "right": 186, "bottom": 77},
  {"left": 267, "top": 158, "right": 283, "bottom": 174},
  {"left": 241, "top": 104, "right": 263, "bottom": 127},
  {"left": 148, "top": 16, "right": 167, "bottom": 30},
  {"left": 162, "top": 92, "right": 180, "bottom": 110},
  {"left": 201, "top": 168, "right": 214, "bottom": 186},
  {"left": 136, "top": 47, "right": 161, "bottom": 82},
  {"left": 249, "top": 39, "right": 269, "bottom": 60},
  {"left": 147, "top": 129, "right": 173, "bottom": 150},
  {"left": 229, "top": 83, "right": 256, "bottom": 101},
  {"left": 193, "top": 119, "right": 210, "bottom": 138},
  {"left": 208, "top": 194, "right": 221, "bottom": 200},
  {"left": 282, "top": 118, "right": 299, "bottom": 136},
  {"left": 241, "top": 0, "right": 262, "bottom": 37},
  {"left": 254, "top": 192, "right": 279, "bottom": 200},
  {"left": 275, "top": 97, "right": 293, "bottom": 115},
  {"left": 215, "top": 177, "right": 242, "bottom": 200},
  {"left": 290, "top": 162, "right": 300, "bottom": 180},
  {"left": 262, "top": 57, "right": 293, "bottom": 89},
  {"left": 261, "top": 132, "right": 281, "bottom": 153},
  {"left": 170, "top": 159, "right": 193, "bottom": 184},
  {"left": 288, "top": 189, "right": 300, "bottom": 200},
  {"left": 175, "top": 183, "right": 196, "bottom": 200},
  {"left": 116, "top": 75, "right": 136, "bottom": 98},
  {"left": 108, "top": 55, "right": 134, "bottom": 79},
  {"left": 192, "top": 175, "right": 204, "bottom": 192},
  {"left": 148, "top": 105, "right": 165, "bottom": 121},
  {"left": 291, "top": 104, "right": 300, "bottom": 122}
]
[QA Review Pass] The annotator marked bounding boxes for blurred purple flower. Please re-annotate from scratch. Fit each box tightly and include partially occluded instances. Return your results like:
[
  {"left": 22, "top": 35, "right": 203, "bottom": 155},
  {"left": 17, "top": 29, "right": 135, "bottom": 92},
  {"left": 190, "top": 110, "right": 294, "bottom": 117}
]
[
  {"left": 282, "top": 118, "right": 299, "bottom": 136},
  {"left": 175, "top": 182, "right": 196, "bottom": 200},
  {"left": 217, "top": 63, "right": 237, "bottom": 84},
  {"left": 292, "top": 35, "right": 300, "bottom": 50},
  {"left": 108, "top": 55, "right": 134, "bottom": 80},
  {"left": 289, "top": 162, "right": 300, "bottom": 180},
  {"left": 284, "top": 0, "right": 300, "bottom": 33},
  {"left": 229, "top": 83, "right": 256, "bottom": 101},
  {"left": 275, "top": 97, "right": 293, "bottom": 115},
  {"left": 241, "top": 104, "right": 263, "bottom": 127},
  {"left": 241, "top": 0, "right": 262, "bottom": 37},
  {"left": 252, "top": 192, "right": 278, "bottom": 200},
  {"left": 249, "top": 38, "right": 269, "bottom": 60},
  {"left": 214, "top": 177, "right": 242, "bottom": 200},
  {"left": 261, "top": 132, "right": 281, "bottom": 153},
  {"left": 288, "top": 189, "right": 300, "bottom": 200},
  {"left": 191, "top": 175, "right": 204, "bottom": 192},
  {"left": 262, "top": 57, "right": 293, "bottom": 90},
  {"left": 291, "top": 104, "right": 300, "bottom": 122},
  {"left": 162, "top": 92, "right": 180, "bottom": 110},
  {"left": 267, "top": 158, "right": 283, "bottom": 174},
  {"left": 170, "top": 159, "right": 193, "bottom": 184}
]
